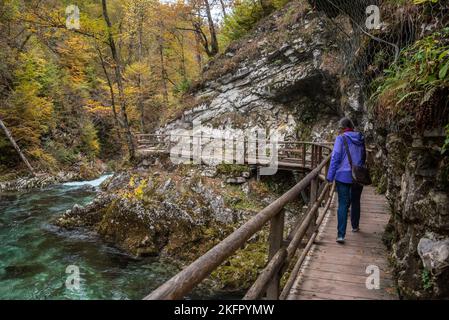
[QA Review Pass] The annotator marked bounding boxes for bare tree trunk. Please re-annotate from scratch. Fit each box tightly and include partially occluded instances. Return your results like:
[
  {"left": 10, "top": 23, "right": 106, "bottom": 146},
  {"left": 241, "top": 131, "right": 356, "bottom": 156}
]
[
  {"left": 102, "top": 0, "right": 135, "bottom": 160},
  {"left": 137, "top": 9, "right": 146, "bottom": 133},
  {"left": 95, "top": 46, "right": 121, "bottom": 130},
  {"left": 203, "top": 0, "right": 219, "bottom": 56},
  {"left": 157, "top": 19, "right": 169, "bottom": 105},
  {"left": 175, "top": 32, "right": 187, "bottom": 81},
  {"left": 194, "top": 32, "right": 203, "bottom": 78},
  {"left": 0, "top": 117, "right": 36, "bottom": 176},
  {"left": 159, "top": 40, "right": 169, "bottom": 105},
  {"left": 219, "top": 0, "right": 227, "bottom": 18}
]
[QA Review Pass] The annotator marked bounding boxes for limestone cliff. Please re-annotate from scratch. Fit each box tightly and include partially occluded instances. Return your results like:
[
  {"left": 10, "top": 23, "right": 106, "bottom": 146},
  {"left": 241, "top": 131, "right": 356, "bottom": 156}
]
[{"left": 162, "top": 0, "right": 363, "bottom": 141}]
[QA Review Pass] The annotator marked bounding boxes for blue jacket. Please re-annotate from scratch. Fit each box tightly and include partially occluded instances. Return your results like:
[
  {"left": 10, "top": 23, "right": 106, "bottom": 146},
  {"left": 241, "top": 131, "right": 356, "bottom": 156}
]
[{"left": 326, "top": 131, "right": 366, "bottom": 184}]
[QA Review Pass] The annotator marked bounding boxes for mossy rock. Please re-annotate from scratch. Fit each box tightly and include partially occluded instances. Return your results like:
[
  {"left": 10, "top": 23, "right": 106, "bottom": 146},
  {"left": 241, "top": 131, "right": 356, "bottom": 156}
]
[{"left": 216, "top": 164, "right": 249, "bottom": 177}]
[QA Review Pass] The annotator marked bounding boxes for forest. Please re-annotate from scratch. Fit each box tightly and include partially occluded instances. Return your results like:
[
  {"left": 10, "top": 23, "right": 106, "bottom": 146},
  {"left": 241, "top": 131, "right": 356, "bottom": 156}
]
[{"left": 0, "top": 0, "right": 288, "bottom": 179}]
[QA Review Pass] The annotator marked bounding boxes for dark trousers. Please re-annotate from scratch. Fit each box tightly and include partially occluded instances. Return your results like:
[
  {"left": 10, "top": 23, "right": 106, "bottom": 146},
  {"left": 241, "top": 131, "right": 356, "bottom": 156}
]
[{"left": 335, "top": 181, "right": 363, "bottom": 238}]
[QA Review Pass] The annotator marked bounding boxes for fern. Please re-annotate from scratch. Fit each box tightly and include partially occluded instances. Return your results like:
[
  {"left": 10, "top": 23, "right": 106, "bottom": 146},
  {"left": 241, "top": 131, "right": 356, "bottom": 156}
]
[{"left": 371, "top": 27, "right": 449, "bottom": 126}]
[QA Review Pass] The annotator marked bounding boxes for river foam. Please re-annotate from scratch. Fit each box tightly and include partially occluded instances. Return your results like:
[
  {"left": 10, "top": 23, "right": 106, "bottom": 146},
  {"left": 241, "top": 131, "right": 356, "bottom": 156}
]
[{"left": 62, "top": 174, "right": 113, "bottom": 188}]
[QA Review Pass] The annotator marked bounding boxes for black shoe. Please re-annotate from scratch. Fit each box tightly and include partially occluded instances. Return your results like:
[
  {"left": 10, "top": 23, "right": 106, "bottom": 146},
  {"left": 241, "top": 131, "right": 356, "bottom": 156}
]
[{"left": 352, "top": 227, "right": 360, "bottom": 232}]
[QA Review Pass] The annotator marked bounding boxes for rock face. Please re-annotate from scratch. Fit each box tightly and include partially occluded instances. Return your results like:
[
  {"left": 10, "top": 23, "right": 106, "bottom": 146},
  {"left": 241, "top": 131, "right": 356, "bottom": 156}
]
[
  {"left": 55, "top": 161, "right": 298, "bottom": 257},
  {"left": 418, "top": 233, "right": 449, "bottom": 275},
  {"left": 375, "top": 128, "right": 449, "bottom": 299},
  {"left": 161, "top": 1, "right": 360, "bottom": 141}
]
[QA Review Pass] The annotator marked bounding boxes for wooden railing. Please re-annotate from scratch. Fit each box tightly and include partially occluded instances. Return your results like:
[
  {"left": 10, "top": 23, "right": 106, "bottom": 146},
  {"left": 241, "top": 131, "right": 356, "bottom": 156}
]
[
  {"left": 136, "top": 133, "right": 332, "bottom": 170},
  {"left": 144, "top": 147, "right": 335, "bottom": 300}
]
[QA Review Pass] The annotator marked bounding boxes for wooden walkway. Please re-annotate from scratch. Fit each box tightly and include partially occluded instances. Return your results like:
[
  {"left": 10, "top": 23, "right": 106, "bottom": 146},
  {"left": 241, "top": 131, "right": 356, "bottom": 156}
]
[
  {"left": 135, "top": 133, "right": 332, "bottom": 172},
  {"left": 287, "top": 186, "right": 397, "bottom": 300}
]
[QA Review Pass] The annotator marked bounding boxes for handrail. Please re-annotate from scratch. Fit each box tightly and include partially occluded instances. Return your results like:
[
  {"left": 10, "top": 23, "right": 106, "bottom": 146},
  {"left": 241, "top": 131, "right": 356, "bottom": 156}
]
[
  {"left": 243, "top": 182, "right": 333, "bottom": 300},
  {"left": 144, "top": 154, "right": 333, "bottom": 300},
  {"left": 135, "top": 133, "right": 332, "bottom": 173},
  {"left": 135, "top": 133, "right": 333, "bottom": 150},
  {"left": 279, "top": 182, "right": 335, "bottom": 299}
]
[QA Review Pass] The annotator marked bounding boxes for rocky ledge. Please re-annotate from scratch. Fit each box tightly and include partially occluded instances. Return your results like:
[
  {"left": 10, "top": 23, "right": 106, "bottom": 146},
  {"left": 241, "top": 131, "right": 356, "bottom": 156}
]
[{"left": 55, "top": 155, "right": 303, "bottom": 291}]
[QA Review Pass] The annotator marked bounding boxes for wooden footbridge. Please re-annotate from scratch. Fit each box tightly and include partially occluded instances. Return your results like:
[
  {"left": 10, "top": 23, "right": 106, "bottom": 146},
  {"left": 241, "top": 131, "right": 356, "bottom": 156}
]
[
  {"left": 136, "top": 134, "right": 396, "bottom": 300},
  {"left": 136, "top": 133, "right": 332, "bottom": 173}
]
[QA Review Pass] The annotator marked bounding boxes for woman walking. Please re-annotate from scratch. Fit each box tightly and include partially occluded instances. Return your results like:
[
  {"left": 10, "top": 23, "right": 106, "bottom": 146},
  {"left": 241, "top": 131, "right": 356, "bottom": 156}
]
[{"left": 327, "top": 117, "right": 367, "bottom": 244}]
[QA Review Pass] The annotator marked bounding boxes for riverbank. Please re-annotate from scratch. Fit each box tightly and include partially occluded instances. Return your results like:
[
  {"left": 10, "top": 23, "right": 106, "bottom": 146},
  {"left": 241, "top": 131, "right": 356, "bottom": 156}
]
[
  {"left": 0, "top": 160, "right": 109, "bottom": 193},
  {"left": 55, "top": 156, "right": 303, "bottom": 293}
]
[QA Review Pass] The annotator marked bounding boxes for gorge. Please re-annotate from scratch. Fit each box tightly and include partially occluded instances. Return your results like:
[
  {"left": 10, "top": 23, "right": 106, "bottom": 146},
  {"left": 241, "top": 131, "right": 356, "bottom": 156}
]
[{"left": 0, "top": 0, "right": 448, "bottom": 300}]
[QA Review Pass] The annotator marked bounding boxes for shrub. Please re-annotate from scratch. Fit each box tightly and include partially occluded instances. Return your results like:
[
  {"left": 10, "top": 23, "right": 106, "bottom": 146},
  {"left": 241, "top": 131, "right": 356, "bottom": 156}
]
[
  {"left": 221, "top": 0, "right": 291, "bottom": 42},
  {"left": 79, "top": 120, "right": 100, "bottom": 159},
  {"left": 45, "top": 141, "right": 78, "bottom": 165},
  {"left": 370, "top": 27, "right": 449, "bottom": 129}
]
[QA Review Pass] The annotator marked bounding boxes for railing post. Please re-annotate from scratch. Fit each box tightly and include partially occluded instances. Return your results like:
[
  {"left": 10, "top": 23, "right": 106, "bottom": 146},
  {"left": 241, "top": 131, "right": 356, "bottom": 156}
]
[
  {"left": 308, "top": 176, "right": 318, "bottom": 234},
  {"left": 302, "top": 144, "right": 306, "bottom": 168},
  {"left": 243, "top": 136, "right": 247, "bottom": 164},
  {"left": 325, "top": 158, "right": 330, "bottom": 198},
  {"left": 318, "top": 146, "right": 323, "bottom": 163},
  {"left": 312, "top": 145, "right": 317, "bottom": 168},
  {"left": 266, "top": 209, "right": 285, "bottom": 299},
  {"left": 310, "top": 145, "right": 313, "bottom": 168}
]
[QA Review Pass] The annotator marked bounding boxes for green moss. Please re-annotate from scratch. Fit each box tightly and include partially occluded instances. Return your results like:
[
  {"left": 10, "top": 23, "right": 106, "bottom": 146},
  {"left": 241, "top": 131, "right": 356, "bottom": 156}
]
[
  {"left": 371, "top": 164, "right": 387, "bottom": 194},
  {"left": 222, "top": 184, "right": 264, "bottom": 213},
  {"left": 211, "top": 231, "right": 269, "bottom": 290},
  {"left": 421, "top": 268, "right": 434, "bottom": 291},
  {"left": 296, "top": 123, "right": 312, "bottom": 140},
  {"left": 216, "top": 163, "right": 249, "bottom": 177},
  {"left": 226, "top": 196, "right": 263, "bottom": 212}
]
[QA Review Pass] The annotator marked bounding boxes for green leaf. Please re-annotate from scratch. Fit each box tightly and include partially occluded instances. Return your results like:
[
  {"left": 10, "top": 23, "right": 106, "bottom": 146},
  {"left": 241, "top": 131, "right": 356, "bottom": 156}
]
[
  {"left": 438, "top": 50, "right": 449, "bottom": 60},
  {"left": 439, "top": 61, "right": 449, "bottom": 79},
  {"left": 396, "top": 91, "right": 422, "bottom": 106}
]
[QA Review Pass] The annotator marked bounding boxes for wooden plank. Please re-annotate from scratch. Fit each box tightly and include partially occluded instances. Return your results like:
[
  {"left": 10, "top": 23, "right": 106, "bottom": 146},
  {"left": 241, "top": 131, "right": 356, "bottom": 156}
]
[
  {"left": 288, "top": 186, "right": 398, "bottom": 300},
  {"left": 315, "top": 240, "right": 387, "bottom": 251},
  {"left": 317, "top": 234, "right": 387, "bottom": 245},
  {"left": 301, "top": 269, "right": 394, "bottom": 286},
  {"left": 310, "top": 250, "right": 391, "bottom": 263},
  {"left": 294, "top": 277, "right": 395, "bottom": 300},
  {"left": 300, "top": 261, "right": 391, "bottom": 277},
  {"left": 290, "top": 289, "right": 369, "bottom": 300},
  {"left": 325, "top": 221, "right": 388, "bottom": 230},
  {"left": 307, "top": 252, "right": 391, "bottom": 269}
]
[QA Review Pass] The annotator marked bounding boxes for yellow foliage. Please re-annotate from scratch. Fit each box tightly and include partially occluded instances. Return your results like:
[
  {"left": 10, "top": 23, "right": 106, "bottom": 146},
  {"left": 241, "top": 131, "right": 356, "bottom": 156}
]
[
  {"left": 134, "top": 179, "right": 148, "bottom": 200},
  {"left": 129, "top": 176, "right": 136, "bottom": 187},
  {"left": 27, "top": 147, "right": 58, "bottom": 171},
  {"left": 80, "top": 121, "right": 100, "bottom": 159}
]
